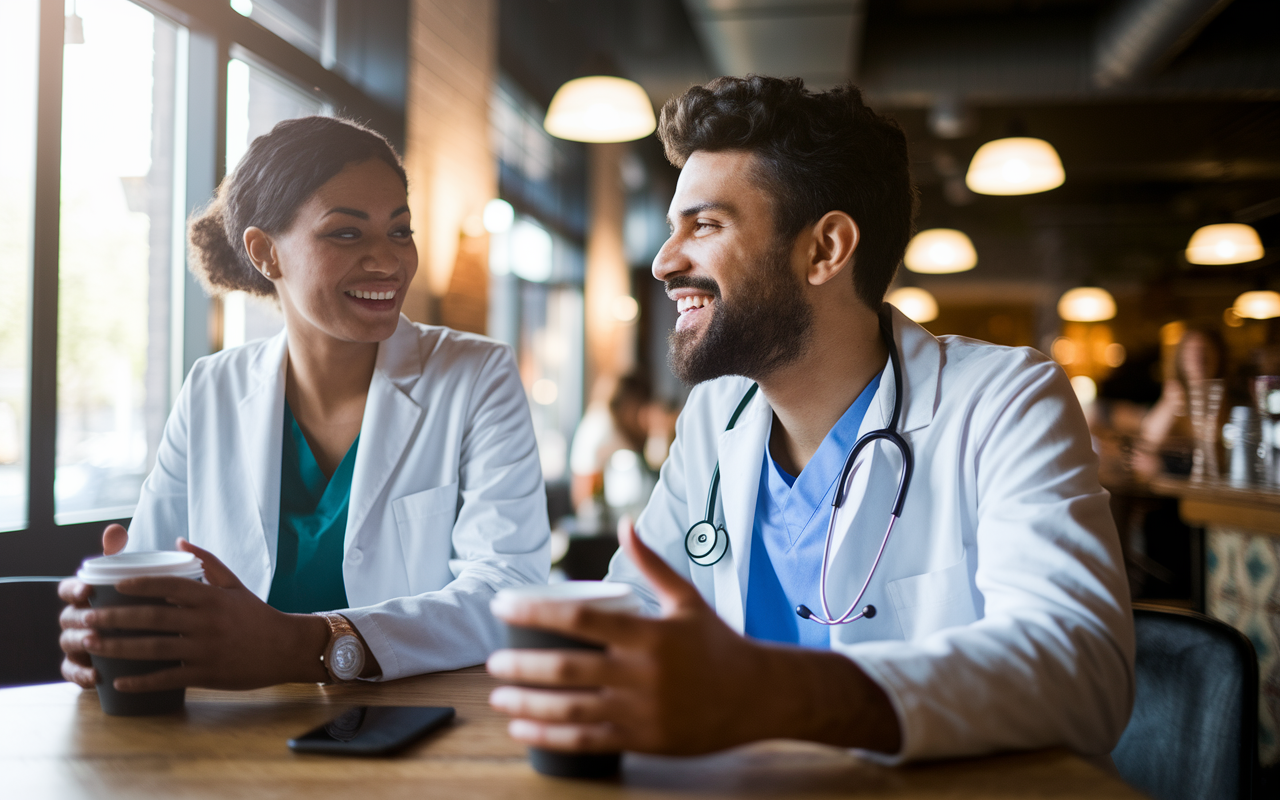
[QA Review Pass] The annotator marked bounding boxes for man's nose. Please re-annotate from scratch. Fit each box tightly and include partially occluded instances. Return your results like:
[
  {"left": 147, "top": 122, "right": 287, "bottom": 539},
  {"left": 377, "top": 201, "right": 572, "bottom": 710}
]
[{"left": 652, "top": 234, "right": 685, "bottom": 281}]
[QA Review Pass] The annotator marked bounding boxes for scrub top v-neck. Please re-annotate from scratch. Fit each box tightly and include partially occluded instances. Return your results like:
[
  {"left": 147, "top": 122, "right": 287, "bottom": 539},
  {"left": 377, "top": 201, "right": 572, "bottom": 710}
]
[
  {"left": 266, "top": 403, "right": 358, "bottom": 613},
  {"left": 744, "top": 370, "right": 883, "bottom": 649}
]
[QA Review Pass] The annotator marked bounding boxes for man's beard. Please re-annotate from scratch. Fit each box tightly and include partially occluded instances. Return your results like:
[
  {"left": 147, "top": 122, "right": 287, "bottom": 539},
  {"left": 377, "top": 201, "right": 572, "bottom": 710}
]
[{"left": 667, "top": 242, "right": 814, "bottom": 385}]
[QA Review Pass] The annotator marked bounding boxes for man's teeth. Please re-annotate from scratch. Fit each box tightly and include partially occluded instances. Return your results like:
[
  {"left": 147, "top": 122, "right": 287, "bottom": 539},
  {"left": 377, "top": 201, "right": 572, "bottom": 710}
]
[
  {"left": 346, "top": 290, "right": 397, "bottom": 300},
  {"left": 676, "top": 295, "right": 712, "bottom": 313}
]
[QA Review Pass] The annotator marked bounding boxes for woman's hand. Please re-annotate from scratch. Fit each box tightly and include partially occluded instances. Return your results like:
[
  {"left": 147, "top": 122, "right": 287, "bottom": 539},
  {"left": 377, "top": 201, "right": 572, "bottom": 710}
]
[
  {"left": 58, "top": 524, "right": 129, "bottom": 687},
  {"left": 61, "top": 538, "right": 332, "bottom": 692}
]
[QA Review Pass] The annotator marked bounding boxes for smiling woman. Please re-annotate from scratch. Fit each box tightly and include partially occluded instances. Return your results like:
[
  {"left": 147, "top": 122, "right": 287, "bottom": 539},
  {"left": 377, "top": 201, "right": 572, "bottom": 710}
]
[{"left": 57, "top": 116, "right": 551, "bottom": 696}]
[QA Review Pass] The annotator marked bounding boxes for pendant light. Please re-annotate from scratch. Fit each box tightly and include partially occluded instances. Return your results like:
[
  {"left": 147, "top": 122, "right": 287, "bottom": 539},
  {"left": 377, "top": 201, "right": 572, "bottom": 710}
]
[
  {"left": 1232, "top": 290, "right": 1280, "bottom": 320},
  {"left": 904, "top": 229, "right": 977, "bottom": 274},
  {"left": 1058, "top": 287, "right": 1116, "bottom": 322},
  {"left": 1185, "top": 223, "right": 1264, "bottom": 265},
  {"left": 544, "top": 76, "right": 656, "bottom": 143},
  {"left": 888, "top": 287, "right": 938, "bottom": 323},
  {"left": 966, "top": 137, "right": 1064, "bottom": 196}
]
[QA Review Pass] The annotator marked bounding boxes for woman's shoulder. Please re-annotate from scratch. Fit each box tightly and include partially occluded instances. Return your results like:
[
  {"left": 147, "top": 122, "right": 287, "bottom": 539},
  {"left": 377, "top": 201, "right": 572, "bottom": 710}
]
[{"left": 186, "top": 333, "right": 286, "bottom": 387}]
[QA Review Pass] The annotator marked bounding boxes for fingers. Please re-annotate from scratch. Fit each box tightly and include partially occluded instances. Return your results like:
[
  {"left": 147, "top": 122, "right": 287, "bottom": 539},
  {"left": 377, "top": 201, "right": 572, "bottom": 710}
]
[
  {"left": 507, "top": 719, "right": 622, "bottom": 753},
  {"left": 61, "top": 656, "right": 97, "bottom": 689},
  {"left": 176, "top": 538, "right": 243, "bottom": 590},
  {"left": 60, "top": 627, "right": 97, "bottom": 659},
  {"left": 86, "top": 633, "right": 190, "bottom": 663},
  {"left": 619, "top": 518, "right": 703, "bottom": 613},
  {"left": 102, "top": 524, "right": 128, "bottom": 555},
  {"left": 486, "top": 649, "right": 615, "bottom": 688},
  {"left": 113, "top": 575, "right": 210, "bottom": 606},
  {"left": 58, "top": 578, "right": 91, "bottom": 606},
  {"left": 70, "top": 603, "right": 194, "bottom": 635},
  {"left": 113, "top": 666, "right": 192, "bottom": 694},
  {"left": 490, "top": 685, "right": 611, "bottom": 725}
]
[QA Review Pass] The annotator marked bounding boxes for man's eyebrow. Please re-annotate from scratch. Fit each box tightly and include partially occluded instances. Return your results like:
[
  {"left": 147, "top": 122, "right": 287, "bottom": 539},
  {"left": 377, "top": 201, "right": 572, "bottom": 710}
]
[{"left": 666, "top": 201, "right": 736, "bottom": 227}]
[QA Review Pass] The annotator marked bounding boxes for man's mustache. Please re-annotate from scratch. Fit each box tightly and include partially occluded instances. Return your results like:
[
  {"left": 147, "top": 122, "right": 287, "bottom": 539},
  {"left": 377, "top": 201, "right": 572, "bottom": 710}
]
[{"left": 665, "top": 276, "right": 721, "bottom": 299}]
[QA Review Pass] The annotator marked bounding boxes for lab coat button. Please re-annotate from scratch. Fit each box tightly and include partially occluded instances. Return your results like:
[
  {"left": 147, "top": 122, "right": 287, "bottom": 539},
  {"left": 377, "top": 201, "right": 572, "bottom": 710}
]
[{"left": 348, "top": 548, "right": 363, "bottom": 565}]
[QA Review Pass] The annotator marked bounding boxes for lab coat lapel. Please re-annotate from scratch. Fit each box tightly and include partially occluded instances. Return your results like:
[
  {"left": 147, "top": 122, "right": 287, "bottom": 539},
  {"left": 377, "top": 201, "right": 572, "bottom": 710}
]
[
  {"left": 712, "top": 389, "right": 771, "bottom": 632},
  {"left": 235, "top": 331, "right": 288, "bottom": 597},
  {"left": 827, "top": 308, "right": 941, "bottom": 562},
  {"left": 346, "top": 316, "right": 425, "bottom": 545}
]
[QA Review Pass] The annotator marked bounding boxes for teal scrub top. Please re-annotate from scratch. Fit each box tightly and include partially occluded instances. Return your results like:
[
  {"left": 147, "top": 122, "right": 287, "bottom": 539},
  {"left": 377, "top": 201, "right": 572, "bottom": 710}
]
[{"left": 266, "top": 403, "right": 357, "bottom": 614}]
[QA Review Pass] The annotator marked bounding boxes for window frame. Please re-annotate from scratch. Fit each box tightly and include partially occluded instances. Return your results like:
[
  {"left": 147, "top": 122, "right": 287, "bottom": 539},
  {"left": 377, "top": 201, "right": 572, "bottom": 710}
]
[{"left": 2, "top": 0, "right": 405, "bottom": 574}]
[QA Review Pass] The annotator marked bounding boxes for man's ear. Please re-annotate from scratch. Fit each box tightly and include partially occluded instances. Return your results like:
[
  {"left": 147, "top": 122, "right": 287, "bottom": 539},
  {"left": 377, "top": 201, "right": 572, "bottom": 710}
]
[
  {"left": 806, "top": 211, "right": 859, "bottom": 287},
  {"left": 243, "top": 227, "right": 275, "bottom": 275}
]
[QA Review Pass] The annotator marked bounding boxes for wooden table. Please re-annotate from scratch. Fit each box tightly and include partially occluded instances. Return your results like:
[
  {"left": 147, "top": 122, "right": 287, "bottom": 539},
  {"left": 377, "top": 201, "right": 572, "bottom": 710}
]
[
  {"left": 2, "top": 667, "right": 1144, "bottom": 799},
  {"left": 1149, "top": 475, "right": 1280, "bottom": 535}
]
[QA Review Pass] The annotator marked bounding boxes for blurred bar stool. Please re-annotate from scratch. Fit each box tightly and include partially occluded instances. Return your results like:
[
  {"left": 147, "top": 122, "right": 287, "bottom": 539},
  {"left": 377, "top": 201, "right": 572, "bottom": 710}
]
[{"left": 1112, "top": 603, "right": 1259, "bottom": 800}]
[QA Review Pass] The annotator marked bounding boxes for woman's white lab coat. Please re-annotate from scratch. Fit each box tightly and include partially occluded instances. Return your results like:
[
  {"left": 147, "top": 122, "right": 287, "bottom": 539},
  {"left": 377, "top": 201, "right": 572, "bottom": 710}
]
[
  {"left": 607, "top": 306, "right": 1135, "bottom": 762},
  {"left": 126, "top": 316, "right": 550, "bottom": 680}
]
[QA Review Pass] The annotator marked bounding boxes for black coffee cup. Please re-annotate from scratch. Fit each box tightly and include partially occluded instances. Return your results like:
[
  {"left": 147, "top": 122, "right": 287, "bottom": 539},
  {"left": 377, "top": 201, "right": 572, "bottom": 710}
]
[
  {"left": 494, "top": 582, "right": 641, "bottom": 780},
  {"left": 77, "top": 551, "right": 204, "bottom": 716}
]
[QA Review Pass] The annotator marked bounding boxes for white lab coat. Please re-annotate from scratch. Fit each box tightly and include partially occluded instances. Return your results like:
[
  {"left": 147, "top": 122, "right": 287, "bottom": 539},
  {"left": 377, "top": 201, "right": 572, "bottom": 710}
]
[
  {"left": 606, "top": 306, "right": 1135, "bottom": 762},
  {"left": 127, "top": 315, "right": 551, "bottom": 680}
]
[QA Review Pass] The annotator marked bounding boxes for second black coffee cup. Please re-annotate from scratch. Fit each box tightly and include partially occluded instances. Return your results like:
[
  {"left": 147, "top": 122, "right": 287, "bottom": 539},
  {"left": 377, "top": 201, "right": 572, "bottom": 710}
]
[{"left": 494, "top": 582, "right": 641, "bottom": 779}]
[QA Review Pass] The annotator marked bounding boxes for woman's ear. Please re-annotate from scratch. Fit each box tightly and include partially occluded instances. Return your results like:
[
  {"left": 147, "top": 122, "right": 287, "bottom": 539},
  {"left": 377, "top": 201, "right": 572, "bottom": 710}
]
[
  {"left": 806, "top": 211, "right": 859, "bottom": 287},
  {"left": 243, "top": 227, "right": 276, "bottom": 278}
]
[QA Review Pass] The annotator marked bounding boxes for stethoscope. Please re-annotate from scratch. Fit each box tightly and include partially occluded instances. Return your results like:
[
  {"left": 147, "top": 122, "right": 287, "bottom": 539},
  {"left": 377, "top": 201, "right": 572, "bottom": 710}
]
[{"left": 683, "top": 304, "right": 914, "bottom": 626}]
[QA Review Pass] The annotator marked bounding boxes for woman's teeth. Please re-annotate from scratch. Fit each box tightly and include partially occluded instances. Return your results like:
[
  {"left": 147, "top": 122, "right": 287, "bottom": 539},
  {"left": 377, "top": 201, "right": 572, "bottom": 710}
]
[
  {"left": 346, "top": 289, "right": 396, "bottom": 300},
  {"left": 677, "top": 295, "right": 712, "bottom": 313}
]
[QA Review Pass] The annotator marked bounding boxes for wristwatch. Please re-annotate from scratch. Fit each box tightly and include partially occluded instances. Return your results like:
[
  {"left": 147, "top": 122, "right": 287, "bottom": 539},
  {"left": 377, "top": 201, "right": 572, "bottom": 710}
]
[{"left": 316, "top": 612, "right": 366, "bottom": 683}]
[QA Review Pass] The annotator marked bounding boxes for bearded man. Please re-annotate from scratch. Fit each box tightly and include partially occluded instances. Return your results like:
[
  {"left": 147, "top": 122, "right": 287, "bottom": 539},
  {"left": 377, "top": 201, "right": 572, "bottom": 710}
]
[{"left": 488, "top": 76, "right": 1134, "bottom": 764}]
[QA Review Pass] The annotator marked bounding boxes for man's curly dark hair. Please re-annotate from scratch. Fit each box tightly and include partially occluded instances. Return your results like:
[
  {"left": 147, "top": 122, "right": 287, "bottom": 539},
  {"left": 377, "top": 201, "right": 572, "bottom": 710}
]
[{"left": 657, "top": 76, "right": 917, "bottom": 310}]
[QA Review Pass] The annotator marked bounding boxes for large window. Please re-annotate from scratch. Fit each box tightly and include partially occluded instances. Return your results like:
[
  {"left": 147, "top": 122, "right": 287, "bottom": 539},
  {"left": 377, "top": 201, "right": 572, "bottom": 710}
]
[
  {"left": 2, "top": 0, "right": 405, "bottom": 553},
  {"left": 489, "top": 77, "right": 587, "bottom": 484},
  {"left": 54, "top": 0, "right": 183, "bottom": 523},
  {"left": 0, "top": 1, "right": 40, "bottom": 531}
]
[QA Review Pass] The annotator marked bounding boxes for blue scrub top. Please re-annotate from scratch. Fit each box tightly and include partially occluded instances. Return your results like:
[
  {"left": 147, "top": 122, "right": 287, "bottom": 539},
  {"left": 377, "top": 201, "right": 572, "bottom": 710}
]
[
  {"left": 744, "top": 370, "right": 883, "bottom": 648},
  {"left": 266, "top": 403, "right": 356, "bottom": 614}
]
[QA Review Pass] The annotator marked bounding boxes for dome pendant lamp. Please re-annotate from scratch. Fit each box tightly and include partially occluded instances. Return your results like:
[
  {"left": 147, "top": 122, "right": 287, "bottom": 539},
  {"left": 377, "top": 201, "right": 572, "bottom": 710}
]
[
  {"left": 966, "top": 137, "right": 1065, "bottom": 196},
  {"left": 888, "top": 287, "right": 939, "bottom": 323},
  {"left": 904, "top": 228, "right": 977, "bottom": 274},
  {"left": 544, "top": 76, "right": 656, "bottom": 143},
  {"left": 1057, "top": 287, "right": 1116, "bottom": 322},
  {"left": 1185, "top": 223, "right": 1264, "bottom": 265}
]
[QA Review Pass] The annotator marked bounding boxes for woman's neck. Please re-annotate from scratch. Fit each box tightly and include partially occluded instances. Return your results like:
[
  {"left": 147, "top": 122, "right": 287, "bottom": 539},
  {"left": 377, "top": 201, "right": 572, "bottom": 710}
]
[{"left": 283, "top": 324, "right": 378, "bottom": 476}]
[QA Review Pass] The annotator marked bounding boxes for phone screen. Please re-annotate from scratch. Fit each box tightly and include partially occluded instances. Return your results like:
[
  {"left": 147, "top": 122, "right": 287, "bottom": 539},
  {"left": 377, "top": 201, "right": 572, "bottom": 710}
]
[{"left": 288, "top": 706, "right": 455, "bottom": 756}]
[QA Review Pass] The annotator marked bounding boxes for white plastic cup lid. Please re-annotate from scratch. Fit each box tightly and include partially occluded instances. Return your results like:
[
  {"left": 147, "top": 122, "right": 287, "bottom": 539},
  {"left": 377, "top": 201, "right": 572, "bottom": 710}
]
[
  {"left": 77, "top": 551, "right": 204, "bottom": 585},
  {"left": 492, "top": 581, "right": 640, "bottom": 615}
]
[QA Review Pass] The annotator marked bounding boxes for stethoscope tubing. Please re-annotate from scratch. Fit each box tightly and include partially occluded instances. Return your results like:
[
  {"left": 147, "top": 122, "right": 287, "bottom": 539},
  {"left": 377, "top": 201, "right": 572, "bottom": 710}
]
[{"left": 686, "top": 304, "right": 914, "bottom": 626}]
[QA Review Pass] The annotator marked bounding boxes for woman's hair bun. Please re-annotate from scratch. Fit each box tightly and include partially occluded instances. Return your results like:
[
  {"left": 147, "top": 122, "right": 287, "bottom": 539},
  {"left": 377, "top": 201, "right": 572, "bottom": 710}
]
[{"left": 186, "top": 188, "right": 273, "bottom": 299}]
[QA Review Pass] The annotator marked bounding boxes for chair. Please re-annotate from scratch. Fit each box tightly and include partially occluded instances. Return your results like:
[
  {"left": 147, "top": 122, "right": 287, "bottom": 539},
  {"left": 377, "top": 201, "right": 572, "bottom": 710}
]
[
  {"left": 1111, "top": 603, "right": 1258, "bottom": 800},
  {"left": 0, "top": 580, "right": 66, "bottom": 687}
]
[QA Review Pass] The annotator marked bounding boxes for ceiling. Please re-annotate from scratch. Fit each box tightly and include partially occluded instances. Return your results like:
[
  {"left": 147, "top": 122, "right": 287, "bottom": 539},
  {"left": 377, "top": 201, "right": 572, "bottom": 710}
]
[{"left": 499, "top": 0, "right": 1280, "bottom": 331}]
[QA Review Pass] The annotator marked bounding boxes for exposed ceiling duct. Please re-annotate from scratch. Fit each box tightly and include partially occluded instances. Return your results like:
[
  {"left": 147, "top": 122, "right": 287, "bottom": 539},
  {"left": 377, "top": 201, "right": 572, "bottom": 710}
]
[
  {"left": 683, "top": 0, "right": 868, "bottom": 88},
  {"left": 1093, "top": 0, "right": 1236, "bottom": 88}
]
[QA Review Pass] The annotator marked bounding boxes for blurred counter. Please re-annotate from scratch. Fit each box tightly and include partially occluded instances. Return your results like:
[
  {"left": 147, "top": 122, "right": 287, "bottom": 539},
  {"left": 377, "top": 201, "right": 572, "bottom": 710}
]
[{"left": 1150, "top": 475, "right": 1280, "bottom": 769}]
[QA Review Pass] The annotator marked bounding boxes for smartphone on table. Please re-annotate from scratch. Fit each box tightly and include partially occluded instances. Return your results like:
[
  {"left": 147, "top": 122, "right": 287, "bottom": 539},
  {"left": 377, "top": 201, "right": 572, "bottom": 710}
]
[{"left": 288, "top": 706, "right": 455, "bottom": 756}]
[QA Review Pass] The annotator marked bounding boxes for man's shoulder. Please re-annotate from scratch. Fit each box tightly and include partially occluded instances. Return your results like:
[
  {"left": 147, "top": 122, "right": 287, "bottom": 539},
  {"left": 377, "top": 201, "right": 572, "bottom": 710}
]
[
  {"left": 934, "top": 334, "right": 1062, "bottom": 393},
  {"left": 681, "top": 375, "right": 760, "bottom": 431}
]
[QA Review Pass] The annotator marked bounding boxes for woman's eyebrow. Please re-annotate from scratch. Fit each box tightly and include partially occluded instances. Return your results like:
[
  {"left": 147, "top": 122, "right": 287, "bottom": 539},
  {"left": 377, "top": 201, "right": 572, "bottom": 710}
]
[
  {"left": 390, "top": 205, "right": 410, "bottom": 218},
  {"left": 324, "top": 206, "right": 369, "bottom": 220}
]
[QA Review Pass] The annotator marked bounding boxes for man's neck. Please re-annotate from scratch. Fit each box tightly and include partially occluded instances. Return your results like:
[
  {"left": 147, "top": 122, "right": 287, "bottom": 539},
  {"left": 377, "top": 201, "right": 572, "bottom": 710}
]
[{"left": 758, "top": 307, "right": 887, "bottom": 477}]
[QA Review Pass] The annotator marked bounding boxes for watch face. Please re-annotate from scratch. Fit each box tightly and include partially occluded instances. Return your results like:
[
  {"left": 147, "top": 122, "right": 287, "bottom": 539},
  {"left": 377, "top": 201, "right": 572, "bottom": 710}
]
[{"left": 330, "top": 634, "right": 365, "bottom": 681}]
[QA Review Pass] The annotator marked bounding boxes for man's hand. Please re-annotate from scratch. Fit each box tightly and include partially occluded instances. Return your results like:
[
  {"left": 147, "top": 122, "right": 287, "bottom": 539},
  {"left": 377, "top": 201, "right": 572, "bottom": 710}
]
[
  {"left": 59, "top": 537, "right": 332, "bottom": 691},
  {"left": 487, "top": 519, "right": 901, "bottom": 756}
]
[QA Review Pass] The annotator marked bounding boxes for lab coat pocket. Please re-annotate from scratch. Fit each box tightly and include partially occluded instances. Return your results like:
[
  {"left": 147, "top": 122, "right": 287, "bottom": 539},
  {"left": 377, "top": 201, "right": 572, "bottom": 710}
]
[
  {"left": 392, "top": 483, "right": 460, "bottom": 587},
  {"left": 886, "top": 555, "right": 977, "bottom": 641}
]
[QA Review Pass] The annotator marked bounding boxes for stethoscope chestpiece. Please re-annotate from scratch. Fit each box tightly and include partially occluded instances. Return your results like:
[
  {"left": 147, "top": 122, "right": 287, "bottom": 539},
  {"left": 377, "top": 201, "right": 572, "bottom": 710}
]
[{"left": 685, "top": 520, "right": 728, "bottom": 567}]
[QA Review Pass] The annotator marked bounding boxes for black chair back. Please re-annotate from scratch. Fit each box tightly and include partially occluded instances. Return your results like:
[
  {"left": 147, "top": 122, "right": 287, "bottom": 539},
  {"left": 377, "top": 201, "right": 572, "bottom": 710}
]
[
  {"left": 0, "top": 580, "right": 66, "bottom": 687},
  {"left": 1112, "top": 604, "right": 1258, "bottom": 800}
]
